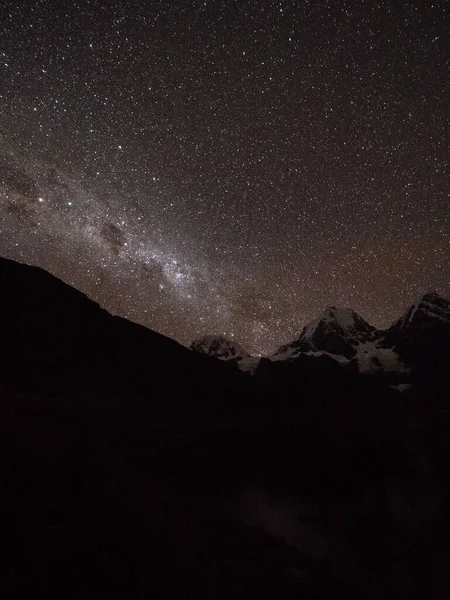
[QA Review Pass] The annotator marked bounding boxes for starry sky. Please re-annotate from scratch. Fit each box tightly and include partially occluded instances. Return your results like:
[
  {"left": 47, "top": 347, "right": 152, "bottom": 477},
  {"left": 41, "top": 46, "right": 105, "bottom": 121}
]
[{"left": 0, "top": 0, "right": 448, "bottom": 355}]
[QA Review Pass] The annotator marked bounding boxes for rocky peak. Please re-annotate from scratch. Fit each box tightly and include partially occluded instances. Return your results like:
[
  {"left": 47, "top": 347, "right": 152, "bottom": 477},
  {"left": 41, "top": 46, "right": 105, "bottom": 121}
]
[
  {"left": 392, "top": 292, "right": 450, "bottom": 332},
  {"left": 190, "top": 335, "right": 251, "bottom": 361}
]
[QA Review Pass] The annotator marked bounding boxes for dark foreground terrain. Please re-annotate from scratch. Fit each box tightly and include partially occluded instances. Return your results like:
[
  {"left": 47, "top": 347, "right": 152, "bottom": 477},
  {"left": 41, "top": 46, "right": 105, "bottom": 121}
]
[{"left": 0, "top": 256, "right": 450, "bottom": 598}]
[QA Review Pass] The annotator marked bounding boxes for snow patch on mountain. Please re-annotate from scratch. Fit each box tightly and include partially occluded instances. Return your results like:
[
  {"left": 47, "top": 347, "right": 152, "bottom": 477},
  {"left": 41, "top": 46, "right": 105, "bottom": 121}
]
[
  {"left": 390, "top": 383, "right": 411, "bottom": 392},
  {"left": 270, "top": 341, "right": 406, "bottom": 373},
  {"left": 354, "top": 342, "right": 408, "bottom": 373},
  {"left": 269, "top": 347, "right": 350, "bottom": 364},
  {"left": 237, "top": 356, "right": 261, "bottom": 374}
]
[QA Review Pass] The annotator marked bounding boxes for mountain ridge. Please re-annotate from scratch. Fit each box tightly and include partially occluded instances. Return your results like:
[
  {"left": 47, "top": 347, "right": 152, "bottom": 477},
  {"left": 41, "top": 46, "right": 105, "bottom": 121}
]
[{"left": 191, "top": 293, "right": 450, "bottom": 378}]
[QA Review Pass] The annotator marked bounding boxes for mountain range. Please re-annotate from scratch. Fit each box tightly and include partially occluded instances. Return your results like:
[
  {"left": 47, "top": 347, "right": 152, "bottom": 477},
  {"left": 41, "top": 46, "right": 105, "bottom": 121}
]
[
  {"left": 0, "top": 255, "right": 449, "bottom": 599},
  {"left": 191, "top": 293, "right": 450, "bottom": 385}
]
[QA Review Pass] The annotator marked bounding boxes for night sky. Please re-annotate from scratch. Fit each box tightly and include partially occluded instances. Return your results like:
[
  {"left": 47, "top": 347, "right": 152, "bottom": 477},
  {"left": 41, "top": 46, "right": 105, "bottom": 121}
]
[{"left": 1, "top": 0, "right": 448, "bottom": 354}]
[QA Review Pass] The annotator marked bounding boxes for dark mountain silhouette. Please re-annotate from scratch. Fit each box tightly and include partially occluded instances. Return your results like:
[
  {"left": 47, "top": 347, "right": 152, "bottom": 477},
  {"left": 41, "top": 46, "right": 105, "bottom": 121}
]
[
  {"left": 380, "top": 292, "right": 450, "bottom": 404},
  {"left": 1, "top": 256, "right": 450, "bottom": 598},
  {"left": 0, "top": 255, "right": 254, "bottom": 401}
]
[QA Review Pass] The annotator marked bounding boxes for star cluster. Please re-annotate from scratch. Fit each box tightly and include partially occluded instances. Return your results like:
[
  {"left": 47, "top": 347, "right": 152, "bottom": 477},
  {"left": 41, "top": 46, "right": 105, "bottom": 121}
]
[{"left": 1, "top": 0, "right": 448, "bottom": 354}]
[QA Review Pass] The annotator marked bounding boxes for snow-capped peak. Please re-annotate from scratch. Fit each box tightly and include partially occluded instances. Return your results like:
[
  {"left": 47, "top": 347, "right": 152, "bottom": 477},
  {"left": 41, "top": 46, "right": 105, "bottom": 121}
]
[
  {"left": 189, "top": 335, "right": 251, "bottom": 361},
  {"left": 272, "top": 306, "right": 376, "bottom": 361},
  {"left": 394, "top": 292, "right": 450, "bottom": 330},
  {"left": 190, "top": 335, "right": 261, "bottom": 373},
  {"left": 302, "top": 306, "right": 374, "bottom": 341}
]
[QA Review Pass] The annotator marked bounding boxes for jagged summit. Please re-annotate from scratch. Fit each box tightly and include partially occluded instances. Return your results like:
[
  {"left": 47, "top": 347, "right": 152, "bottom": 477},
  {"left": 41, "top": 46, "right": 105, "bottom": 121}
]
[
  {"left": 189, "top": 335, "right": 261, "bottom": 374},
  {"left": 390, "top": 292, "right": 450, "bottom": 332},
  {"left": 190, "top": 335, "right": 251, "bottom": 361},
  {"left": 420, "top": 291, "right": 447, "bottom": 302},
  {"left": 273, "top": 306, "right": 376, "bottom": 361},
  {"left": 301, "top": 306, "right": 375, "bottom": 342}
]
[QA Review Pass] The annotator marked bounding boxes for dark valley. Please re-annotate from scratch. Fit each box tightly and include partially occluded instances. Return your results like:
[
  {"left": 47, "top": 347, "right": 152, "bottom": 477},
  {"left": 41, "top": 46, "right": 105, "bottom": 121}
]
[{"left": 1, "top": 256, "right": 450, "bottom": 598}]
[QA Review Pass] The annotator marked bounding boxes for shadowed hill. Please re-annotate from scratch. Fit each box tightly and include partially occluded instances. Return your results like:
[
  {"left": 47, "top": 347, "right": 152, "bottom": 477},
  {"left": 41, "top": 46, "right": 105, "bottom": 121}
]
[{"left": 0, "top": 255, "right": 256, "bottom": 403}]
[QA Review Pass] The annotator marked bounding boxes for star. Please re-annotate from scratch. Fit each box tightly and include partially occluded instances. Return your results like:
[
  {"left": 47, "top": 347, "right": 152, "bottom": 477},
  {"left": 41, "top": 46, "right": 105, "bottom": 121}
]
[{"left": 0, "top": 0, "right": 448, "bottom": 355}]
